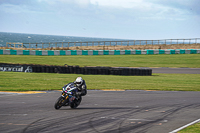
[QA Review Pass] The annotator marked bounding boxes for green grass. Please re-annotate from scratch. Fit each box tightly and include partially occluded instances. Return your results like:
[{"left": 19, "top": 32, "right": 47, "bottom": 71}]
[
  {"left": 0, "top": 72, "right": 199, "bottom": 91},
  {"left": 178, "top": 122, "right": 200, "bottom": 133},
  {"left": 0, "top": 54, "right": 200, "bottom": 68}
]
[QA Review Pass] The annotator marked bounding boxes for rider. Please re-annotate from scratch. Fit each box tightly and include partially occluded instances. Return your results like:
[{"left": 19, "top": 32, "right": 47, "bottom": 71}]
[{"left": 73, "top": 77, "right": 87, "bottom": 97}]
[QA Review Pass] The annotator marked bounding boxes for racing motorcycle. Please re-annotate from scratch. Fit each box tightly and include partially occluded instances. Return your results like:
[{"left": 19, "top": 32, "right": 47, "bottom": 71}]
[{"left": 54, "top": 82, "right": 82, "bottom": 109}]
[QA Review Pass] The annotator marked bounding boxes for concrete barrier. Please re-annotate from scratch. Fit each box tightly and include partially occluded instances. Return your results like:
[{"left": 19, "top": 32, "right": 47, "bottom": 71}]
[{"left": 0, "top": 49, "right": 199, "bottom": 56}]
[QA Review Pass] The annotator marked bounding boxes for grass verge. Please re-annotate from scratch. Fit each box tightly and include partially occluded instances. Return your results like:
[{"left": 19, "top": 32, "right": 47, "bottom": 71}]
[
  {"left": 0, "top": 54, "right": 200, "bottom": 68},
  {"left": 0, "top": 72, "right": 199, "bottom": 91},
  {"left": 178, "top": 122, "right": 200, "bottom": 133}
]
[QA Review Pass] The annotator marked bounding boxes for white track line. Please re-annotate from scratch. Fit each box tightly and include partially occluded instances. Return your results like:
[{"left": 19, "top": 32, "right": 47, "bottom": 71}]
[{"left": 169, "top": 119, "right": 200, "bottom": 133}]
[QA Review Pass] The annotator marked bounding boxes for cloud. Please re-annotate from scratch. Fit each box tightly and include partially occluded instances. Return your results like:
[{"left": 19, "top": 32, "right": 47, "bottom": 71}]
[{"left": 0, "top": 0, "right": 199, "bottom": 39}]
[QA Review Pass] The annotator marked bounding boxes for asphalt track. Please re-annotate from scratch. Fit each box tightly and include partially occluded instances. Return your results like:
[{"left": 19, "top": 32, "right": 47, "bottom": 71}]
[
  {"left": 0, "top": 68, "right": 199, "bottom": 133},
  {"left": 0, "top": 90, "right": 200, "bottom": 133},
  {"left": 143, "top": 67, "right": 200, "bottom": 74}
]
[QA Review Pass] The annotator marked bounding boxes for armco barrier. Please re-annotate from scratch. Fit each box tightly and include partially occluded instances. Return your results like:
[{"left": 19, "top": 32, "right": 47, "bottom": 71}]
[
  {"left": 0, "top": 49, "right": 199, "bottom": 55},
  {"left": 0, "top": 63, "right": 152, "bottom": 76}
]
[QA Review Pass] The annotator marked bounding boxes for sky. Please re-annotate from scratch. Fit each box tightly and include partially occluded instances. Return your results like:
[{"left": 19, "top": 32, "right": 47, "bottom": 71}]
[{"left": 0, "top": 0, "right": 199, "bottom": 40}]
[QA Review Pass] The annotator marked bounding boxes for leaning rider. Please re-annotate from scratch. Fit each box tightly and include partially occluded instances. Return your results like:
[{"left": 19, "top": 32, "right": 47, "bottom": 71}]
[{"left": 73, "top": 77, "right": 87, "bottom": 97}]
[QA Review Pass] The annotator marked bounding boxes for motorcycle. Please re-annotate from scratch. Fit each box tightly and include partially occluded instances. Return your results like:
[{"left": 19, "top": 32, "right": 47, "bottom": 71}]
[{"left": 54, "top": 82, "right": 82, "bottom": 109}]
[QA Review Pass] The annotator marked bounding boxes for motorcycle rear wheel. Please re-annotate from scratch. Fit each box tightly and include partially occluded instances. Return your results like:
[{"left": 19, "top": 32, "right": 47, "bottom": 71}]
[{"left": 54, "top": 96, "right": 66, "bottom": 110}]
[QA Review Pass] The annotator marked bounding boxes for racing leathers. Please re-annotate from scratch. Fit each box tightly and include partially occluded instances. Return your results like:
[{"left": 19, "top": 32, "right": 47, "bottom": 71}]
[{"left": 74, "top": 79, "right": 87, "bottom": 97}]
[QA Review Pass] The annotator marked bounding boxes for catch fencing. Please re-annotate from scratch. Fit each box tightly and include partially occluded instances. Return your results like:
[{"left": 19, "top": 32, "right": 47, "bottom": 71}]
[{"left": 5, "top": 38, "right": 200, "bottom": 49}]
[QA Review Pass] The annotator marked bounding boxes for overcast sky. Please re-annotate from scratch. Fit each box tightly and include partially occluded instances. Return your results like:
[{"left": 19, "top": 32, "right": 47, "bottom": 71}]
[{"left": 0, "top": 0, "right": 199, "bottom": 39}]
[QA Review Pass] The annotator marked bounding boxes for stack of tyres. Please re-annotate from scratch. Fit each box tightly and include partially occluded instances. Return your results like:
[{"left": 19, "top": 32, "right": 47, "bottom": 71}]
[
  {"left": 45, "top": 66, "right": 49, "bottom": 73},
  {"left": 122, "top": 68, "right": 129, "bottom": 76},
  {"left": 49, "top": 66, "right": 54, "bottom": 73},
  {"left": 148, "top": 69, "right": 152, "bottom": 75},
  {"left": 31, "top": 65, "right": 36, "bottom": 72},
  {"left": 60, "top": 66, "right": 65, "bottom": 73},
  {"left": 65, "top": 66, "right": 70, "bottom": 73},
  {"left": 138, "top": 69, "right": 143, "bottom": 76},
  {"left": 41, "top": 66, "right": 45, "bottom": 73},
  {"left": 96, "top": 67, "right": 103, "bottom": 75},
  {"left": 135, "top": 68, "right": 140, "bottom": 76},
  {"left": 74, "top": 66, "right": 81, "bottom": 74},
  {"left": 37, "top": 65, "right": 42, "bottom": 73},
  {"left": 1, "top": 63, "right": 152, "bottom": 76},
  {"left": 130, "top": 68, "right": 137, "bottom": 76},
  {"left": 67, "top": 66, "right": 74, "bottom": 74},
  {"left": 104, "top": 67, "right": 110, "bottom": 75},
  {"left": 80, "top": 67, "right": 85, "bottom": 74},
  {"left": 57, "top": 66, "right": 63, "bottom": 73}
]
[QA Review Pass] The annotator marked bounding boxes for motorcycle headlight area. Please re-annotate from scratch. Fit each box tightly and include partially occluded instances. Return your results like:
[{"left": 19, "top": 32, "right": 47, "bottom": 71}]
[{"left": 67, "top": 92, "right": 72, "bottom": 95}]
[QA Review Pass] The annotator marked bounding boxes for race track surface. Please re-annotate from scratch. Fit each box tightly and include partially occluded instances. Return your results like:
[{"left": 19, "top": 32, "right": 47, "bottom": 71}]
[
  {"left": 143, "top": 67, "right": 200, "bottom": 74},
  {"left": 0, "top": 90, "right": 200, "bottom": 133}
]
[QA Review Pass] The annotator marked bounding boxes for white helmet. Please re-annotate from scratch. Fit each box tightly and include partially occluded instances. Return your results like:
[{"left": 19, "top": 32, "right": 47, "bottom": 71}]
[{"left": 75, "top": 77, "right": 83, "bottom": 87}]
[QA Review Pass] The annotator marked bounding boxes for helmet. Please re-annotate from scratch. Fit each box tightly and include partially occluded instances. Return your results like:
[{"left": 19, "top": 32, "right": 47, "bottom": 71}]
[{"left": 75, "top": 77, "right": 83, "bottom": 87}]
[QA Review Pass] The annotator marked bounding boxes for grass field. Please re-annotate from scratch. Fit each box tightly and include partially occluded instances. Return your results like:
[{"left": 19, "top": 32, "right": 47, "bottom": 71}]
[
  {"left": 0, "top": 54, "right": 200, "bottom": 91},
  {"left": 0, "top": 72, "right": 199, "bottom": 91},
  {"left": 0, "top": 54, "right": 200, "bottom": 68}
]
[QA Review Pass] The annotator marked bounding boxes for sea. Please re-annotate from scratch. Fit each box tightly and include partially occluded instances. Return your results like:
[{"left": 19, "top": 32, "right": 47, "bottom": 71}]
[
  {"left": 0, "top": 32, "right": 124, "bottom": 48},
  {"left": 0, "top": 32, "right": 198, "bottom": 49}
]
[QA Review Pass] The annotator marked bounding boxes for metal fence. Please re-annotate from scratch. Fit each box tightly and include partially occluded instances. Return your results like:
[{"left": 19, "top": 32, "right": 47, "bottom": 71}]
[{"left": 6, "top": 38, "right": 200, "bottom": 49}]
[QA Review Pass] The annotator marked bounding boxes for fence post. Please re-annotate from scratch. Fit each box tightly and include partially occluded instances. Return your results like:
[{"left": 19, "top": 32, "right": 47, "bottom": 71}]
[{"left": 36, "top": 43, "right": 38, "bottom": 49}]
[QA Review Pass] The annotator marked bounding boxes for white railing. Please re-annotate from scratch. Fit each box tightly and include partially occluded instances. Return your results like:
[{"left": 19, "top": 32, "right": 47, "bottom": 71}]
[{"left": 6, "top": 38, "right": 200, "bottom": 49}]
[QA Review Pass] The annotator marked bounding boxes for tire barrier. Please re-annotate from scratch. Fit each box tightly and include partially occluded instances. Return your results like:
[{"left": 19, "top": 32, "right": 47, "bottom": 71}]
[
  {"left": 0, "top": 63, "right": 33, "bottom": 72},
  {"left": 0, "top": 63, "right": 152, "bottom": 76}
]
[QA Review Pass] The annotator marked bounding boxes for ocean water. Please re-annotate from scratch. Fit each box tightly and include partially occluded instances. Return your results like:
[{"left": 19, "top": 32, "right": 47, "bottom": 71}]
[
  {"left": 0, "top": 32, "right": 198, "bottom": 49},
  {"left": 0, "top": 32, "right": 123, "bottom": 48}
]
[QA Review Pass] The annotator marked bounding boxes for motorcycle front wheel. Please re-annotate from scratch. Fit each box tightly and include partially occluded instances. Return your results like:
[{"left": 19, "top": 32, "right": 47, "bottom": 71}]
[
  {"left": 54, "top": 96, "right": 66, "bottom": 110},
  {"left": 70, "top": 96, "right": 82, "bottom": 109}
]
